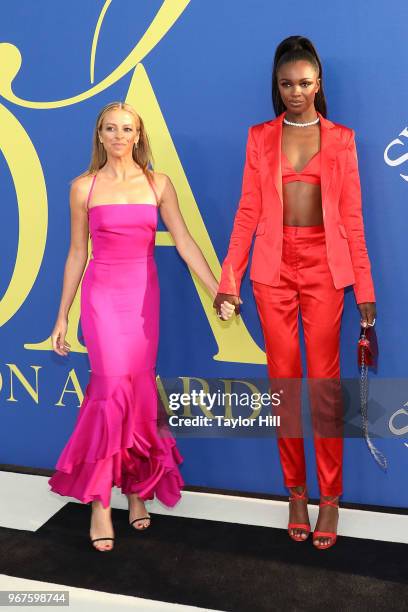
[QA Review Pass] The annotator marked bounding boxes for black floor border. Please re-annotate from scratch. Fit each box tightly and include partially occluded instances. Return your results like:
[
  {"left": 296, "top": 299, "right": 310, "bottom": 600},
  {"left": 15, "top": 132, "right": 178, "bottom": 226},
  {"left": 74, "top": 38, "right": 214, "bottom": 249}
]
[
  {"left": 1, "top": 463, "right": 407, "bottom": 515},
  {"left": 1, "top": 502, "right": 408, "bottom": 612}
]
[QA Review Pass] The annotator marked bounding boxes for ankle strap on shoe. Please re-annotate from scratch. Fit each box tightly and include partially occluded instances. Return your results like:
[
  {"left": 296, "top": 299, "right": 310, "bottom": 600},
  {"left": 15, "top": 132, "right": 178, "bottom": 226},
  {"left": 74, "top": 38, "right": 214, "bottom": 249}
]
[
  {"left": 319, "top": 498, "right": 339, "bottom": 508},
  {"left": 289, "top": 487, "right": 308, "bottom": 501}
]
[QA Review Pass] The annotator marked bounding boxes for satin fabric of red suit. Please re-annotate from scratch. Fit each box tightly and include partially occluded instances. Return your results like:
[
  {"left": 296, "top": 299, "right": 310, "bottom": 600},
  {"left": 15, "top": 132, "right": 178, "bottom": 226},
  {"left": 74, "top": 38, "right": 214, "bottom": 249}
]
[
  {"left": 218, "top": 111, "right": 375, "bottom": 305},
  {"left": 253, "top": 225, "right": 344, "bottom": 496}
]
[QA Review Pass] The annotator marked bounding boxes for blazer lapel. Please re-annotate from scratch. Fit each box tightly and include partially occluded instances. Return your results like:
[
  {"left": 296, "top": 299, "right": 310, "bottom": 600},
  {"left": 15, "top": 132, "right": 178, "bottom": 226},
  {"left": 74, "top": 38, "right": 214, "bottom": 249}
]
[
  {"left": 264, "top": 113, "right": 285, "bottom": 207},
  {"left": 319, "top": 112, "right": 339, "bottom": 203}
]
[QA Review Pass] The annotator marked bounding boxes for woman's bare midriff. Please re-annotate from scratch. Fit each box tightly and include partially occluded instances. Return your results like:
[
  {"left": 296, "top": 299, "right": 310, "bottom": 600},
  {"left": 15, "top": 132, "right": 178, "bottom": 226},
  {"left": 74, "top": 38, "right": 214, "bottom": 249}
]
[{"left": 283, "top": 181, "right": 323, "bottom": 226}]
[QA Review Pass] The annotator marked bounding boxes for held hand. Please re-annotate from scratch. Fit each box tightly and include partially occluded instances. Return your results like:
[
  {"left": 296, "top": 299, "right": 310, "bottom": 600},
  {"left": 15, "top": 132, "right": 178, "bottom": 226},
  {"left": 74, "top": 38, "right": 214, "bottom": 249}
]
[
  {"left": 213, "top": 293, "right": 242, "bottom": 317},
  {"left": 219, "top": 300, "right": 236, "bottom": 320},
  {"left": 51, "top": 318, "right": 71, "bottom": 356},
  {"left": 358, "top": 302, "right": 377, "bottom": 327}
]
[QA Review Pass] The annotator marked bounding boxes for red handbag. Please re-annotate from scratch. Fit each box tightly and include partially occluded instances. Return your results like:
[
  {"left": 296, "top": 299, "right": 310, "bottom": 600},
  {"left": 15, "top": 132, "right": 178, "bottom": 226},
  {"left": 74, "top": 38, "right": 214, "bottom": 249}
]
[
  {"left": 358, "top": 324, "right": 378, "bottom": 368},
  {"left": 358, "top": 322, "right": 386, "bottom": 470}
]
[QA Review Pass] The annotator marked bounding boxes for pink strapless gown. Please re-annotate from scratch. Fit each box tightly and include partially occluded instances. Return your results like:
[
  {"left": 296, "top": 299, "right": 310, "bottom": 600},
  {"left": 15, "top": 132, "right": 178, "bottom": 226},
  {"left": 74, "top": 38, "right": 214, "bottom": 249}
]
[{"left": 49, "top": 204, "right": 184, "bottom": 508}]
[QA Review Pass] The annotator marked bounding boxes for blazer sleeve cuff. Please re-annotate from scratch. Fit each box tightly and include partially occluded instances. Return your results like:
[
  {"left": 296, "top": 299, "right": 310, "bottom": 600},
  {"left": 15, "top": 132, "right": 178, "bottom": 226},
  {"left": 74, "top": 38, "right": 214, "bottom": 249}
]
[
  {"left": 218, "top": 262, "right": 241, "bottom": 296},
  {"left": 354, "top": 284, "right": 376, "bottom": 304}
]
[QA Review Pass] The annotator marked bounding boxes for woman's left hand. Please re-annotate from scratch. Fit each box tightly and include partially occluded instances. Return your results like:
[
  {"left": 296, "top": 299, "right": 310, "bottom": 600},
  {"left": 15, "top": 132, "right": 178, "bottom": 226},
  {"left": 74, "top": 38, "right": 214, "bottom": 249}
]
[{"left": 358, "top": 302, "right": 376, "bottom": 327}]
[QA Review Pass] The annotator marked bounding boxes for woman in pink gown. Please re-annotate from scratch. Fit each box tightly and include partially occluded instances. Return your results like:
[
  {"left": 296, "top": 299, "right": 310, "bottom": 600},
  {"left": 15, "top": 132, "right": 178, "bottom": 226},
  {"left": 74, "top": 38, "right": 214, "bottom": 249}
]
[{"left": 49, "top": 101, "right": 234, "bottom": 551}]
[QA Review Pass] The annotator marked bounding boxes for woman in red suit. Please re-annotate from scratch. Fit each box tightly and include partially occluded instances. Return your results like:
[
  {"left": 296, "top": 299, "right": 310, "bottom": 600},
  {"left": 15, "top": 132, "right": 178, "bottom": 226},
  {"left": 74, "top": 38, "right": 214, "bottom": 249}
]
[{"left": 214, "top": 36, "right": 376, "bottom": 549}]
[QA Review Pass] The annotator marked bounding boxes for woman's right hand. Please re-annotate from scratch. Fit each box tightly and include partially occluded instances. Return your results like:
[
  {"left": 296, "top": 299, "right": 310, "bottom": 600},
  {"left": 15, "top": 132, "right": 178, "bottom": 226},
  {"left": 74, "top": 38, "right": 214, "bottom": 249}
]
[
  {"left": 51, "top": 317, "right": 71, "bottom": 356},
  {"left": 213, "top": 293, "right": 242, "bottom": 317}
]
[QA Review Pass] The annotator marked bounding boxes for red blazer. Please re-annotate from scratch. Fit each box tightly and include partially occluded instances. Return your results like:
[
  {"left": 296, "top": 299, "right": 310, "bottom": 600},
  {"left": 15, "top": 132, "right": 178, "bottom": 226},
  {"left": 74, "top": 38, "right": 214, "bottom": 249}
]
[{"left": 219, "top": 112, "right": 375, "bottom": 304}]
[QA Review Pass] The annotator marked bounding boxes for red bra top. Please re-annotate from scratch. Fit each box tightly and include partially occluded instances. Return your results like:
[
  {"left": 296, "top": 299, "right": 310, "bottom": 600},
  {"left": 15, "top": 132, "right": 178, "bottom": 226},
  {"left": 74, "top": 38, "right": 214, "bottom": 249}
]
[{"left": 282, "top": 150, "right": 321, "bottom": 185}]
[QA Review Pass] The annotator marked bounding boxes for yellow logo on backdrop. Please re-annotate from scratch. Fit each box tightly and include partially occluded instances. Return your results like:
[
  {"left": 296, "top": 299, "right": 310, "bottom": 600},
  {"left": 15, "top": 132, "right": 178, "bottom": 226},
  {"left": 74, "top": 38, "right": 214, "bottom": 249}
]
[{"left": 0, "top": 0, "right": 265, "bottom": 364}]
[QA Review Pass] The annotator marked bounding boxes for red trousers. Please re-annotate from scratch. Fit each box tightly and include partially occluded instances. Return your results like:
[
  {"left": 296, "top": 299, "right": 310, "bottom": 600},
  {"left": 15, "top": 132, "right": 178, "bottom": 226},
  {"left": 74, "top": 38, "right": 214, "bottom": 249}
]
[{"left": 253, "top": 225, "right": 344, "bottom": 497}]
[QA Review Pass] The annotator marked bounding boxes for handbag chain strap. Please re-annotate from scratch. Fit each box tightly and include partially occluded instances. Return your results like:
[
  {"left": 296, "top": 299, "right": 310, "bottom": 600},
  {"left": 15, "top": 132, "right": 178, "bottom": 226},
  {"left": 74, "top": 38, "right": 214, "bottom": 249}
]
[{"left": 360, "top": 334, "right": 387, "bottom": 470}]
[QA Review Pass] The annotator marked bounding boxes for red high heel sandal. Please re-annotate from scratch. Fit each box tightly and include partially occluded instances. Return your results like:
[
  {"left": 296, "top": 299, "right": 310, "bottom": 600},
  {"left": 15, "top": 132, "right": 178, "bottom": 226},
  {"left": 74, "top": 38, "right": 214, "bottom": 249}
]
[
  {"left": 313, "top": 498, "right": 339, "bottom": 550},
  {"left": 288, "top": 488, "right": 311, "bottom": 542}
]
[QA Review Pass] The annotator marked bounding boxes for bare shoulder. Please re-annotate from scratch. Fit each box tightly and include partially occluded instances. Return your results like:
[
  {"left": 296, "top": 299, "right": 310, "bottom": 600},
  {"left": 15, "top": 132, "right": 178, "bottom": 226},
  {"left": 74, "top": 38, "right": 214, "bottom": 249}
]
[
  {"left": 151, "top": 171, "right": 171, "bottom": 189},
  {"left": 71, "top": 174, "right": 95, "bottom": 195},
  {"left": 151, "top": 171, "right": 174, "bottom": 201},
  {"left": 70, "top": 174, "right": 94, "bottom": 209}
]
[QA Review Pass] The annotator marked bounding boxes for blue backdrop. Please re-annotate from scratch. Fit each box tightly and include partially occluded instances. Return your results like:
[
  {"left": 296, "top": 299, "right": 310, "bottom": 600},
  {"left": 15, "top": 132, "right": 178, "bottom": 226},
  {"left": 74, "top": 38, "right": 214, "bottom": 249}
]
[{"left": 0, "top": 0, "right": 407, "bottom": 507}]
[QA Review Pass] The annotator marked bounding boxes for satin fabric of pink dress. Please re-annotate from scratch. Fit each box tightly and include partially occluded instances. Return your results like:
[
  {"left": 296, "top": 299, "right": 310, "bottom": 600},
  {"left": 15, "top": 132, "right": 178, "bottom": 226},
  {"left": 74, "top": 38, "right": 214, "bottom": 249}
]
[{"left": 49, "top": 176, "right": 184, "bottom": 508}]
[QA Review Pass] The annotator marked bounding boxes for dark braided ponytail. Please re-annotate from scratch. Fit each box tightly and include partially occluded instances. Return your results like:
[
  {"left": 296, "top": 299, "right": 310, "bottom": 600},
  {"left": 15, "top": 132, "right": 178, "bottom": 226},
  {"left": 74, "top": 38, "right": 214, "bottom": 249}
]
[{"left": 272, "top": 35, "right": 327, "bottom": 117}]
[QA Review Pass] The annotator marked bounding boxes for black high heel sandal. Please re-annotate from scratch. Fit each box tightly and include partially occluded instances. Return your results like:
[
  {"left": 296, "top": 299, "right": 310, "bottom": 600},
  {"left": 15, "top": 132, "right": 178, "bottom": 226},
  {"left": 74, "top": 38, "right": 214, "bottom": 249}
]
[
  {"left": 129, "top": 516, "right": 151, "bottom": 531},
  {"left": 90, "top": 536, "right": 115, "bottom": 551}
]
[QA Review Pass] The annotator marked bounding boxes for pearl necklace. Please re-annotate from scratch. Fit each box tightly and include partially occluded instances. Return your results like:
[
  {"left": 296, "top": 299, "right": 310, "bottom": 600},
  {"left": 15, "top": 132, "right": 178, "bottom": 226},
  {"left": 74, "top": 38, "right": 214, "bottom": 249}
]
[{"left": 283, "top": 116, "right": 320, "bottom": 128}]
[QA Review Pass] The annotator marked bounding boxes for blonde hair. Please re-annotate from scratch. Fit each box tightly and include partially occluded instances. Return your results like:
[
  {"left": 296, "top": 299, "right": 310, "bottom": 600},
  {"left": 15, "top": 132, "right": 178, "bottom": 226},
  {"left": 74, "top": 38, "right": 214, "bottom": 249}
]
[{"left": 75, "top": 101, "right": 154, "bottom": 181}]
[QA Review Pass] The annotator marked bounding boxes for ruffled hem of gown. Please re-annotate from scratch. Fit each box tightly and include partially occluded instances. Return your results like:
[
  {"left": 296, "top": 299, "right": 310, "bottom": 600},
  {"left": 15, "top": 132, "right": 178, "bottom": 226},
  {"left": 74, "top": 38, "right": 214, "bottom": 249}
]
[{"left": 48, "top": 369, "right": 184, "bottom": 508}]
